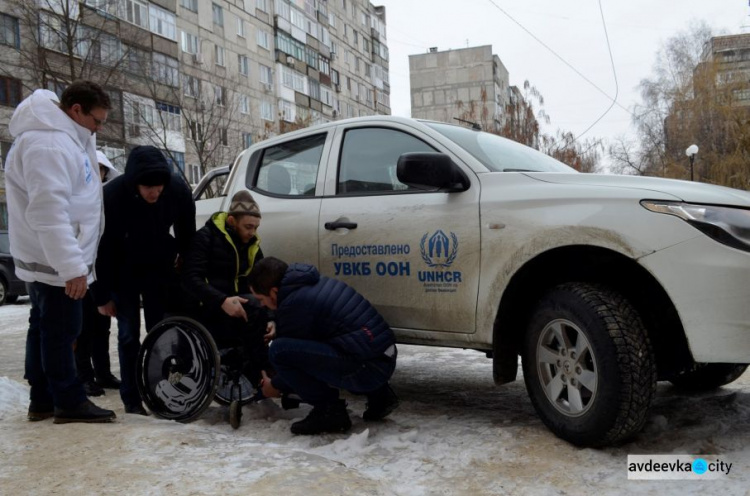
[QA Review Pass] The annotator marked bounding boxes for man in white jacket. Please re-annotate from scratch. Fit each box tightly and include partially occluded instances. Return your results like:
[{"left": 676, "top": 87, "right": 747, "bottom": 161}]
[{"left": 4, "top": 81, "right": 116, "bottom": 423}]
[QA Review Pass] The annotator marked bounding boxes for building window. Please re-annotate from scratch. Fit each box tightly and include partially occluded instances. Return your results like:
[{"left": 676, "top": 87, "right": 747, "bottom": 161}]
[
  {"left": 188, "top": 163, "right": 202, "bottom": 184},
  {"left": 319, "top": 57, "right": 330, "bottom": 76},
  {"left": 256, "top": 0, "right": 268, "bottom": 12},
  {"left": 238, "top": 54, "right": 249, "bottom": 76},
  {"left": 180, "top": 0, "right": 198, "bottom": 12},
  {"left": 260, "top": 64, "right": 273, "bottom": 85},
  {"left": 215, "top": 85, "right": 226, "bottom": 106},
  {"left": 279, "top": 99, "right": 295, "bottom": 122},
  {"left": 281, "top": 66, "right": 306, "bottom": 93},
  {"left": 215, "top": 45, "right": 225, "bottom": 66},
  {"left": 39, "top": 12, "right": 67, "bottom": 53},
  {"left": 0, "top": 76, "right": 22, "bottom": 107},
  {"left": 320, "top": 86, "right": 333, "bottom": 106},
  {"left": 164, "top": 150, "right": 185, "bottom": 173},
  {"left": 331, "top": 69, "right": 339, "bottom": 85},
  {"left": 237, "top": 17, "right": 245, "bottom": 37},
  {"left": 188, "top": 119, "right": 203, "bottom": 141},
  {"left": 181, "top": 31, "right": 199, "bottom": 54},
  {"left": 243, "top": 132, "right": 253, "bottom": 148},
  {"left": 240, "top": 94, "right": 250, "bottom": 114},
  {"left": 261, "top": 100, "right": 273, "bottom": 121},
  {"left": 156, "top": 101, "right": 181, "bottom": 131},
  {"left": 152, "top": 52, "right": 179, "bottom": 87},
  {"left": 257, "top": 29, "right": 270, "bottom": 50},
  {"left": 79, "top": 28, "right": 122, "bottom": 67},
  {"left": 121, "top": 0, "right": 149, "bottom": 29},
  {"left": 0, "top": 14, "right": 19, "bottom": 49},
  {"left": 212, "top": 3, "right": 224, "bottom": 27},
  {"left": 309, "top": 79, "right": 320, "bottom": 101},
  {"left": 126, "top": 45, "right": 149, "bottom": 74},
  {"left": 220, "top": 128, "right": 228, "bottom": 146},
  {"left": 149, "top": 4, "right": 176, "bottom": 40}
]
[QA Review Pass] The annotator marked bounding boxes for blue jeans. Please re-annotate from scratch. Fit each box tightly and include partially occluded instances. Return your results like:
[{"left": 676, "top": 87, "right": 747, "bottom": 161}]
[
  {"left": 114, "top": 280, "right": 166, "bottom": 407},
  {"left": 269, "top": 337, "right": 396, "bottom": 407},
  {"left": 25, "top": 282, "right": 87, "bottom": 409}
]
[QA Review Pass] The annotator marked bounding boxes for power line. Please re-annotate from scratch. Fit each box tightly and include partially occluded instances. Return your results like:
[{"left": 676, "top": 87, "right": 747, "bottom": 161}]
[
  {"left": 572, "top": 0, "right": 619, "bottom": 141},
  {"left": 484, "top": 0, "right": 634, "bottom": 121}
]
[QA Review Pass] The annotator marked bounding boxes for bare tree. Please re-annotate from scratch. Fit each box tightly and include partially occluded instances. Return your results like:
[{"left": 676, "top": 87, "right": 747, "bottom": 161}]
[
  {"left": 616, "top": 20, "right": 750, "bottom": 188},
  {"left": 3, "top": 0, "right": 145, "bottom": 92}
]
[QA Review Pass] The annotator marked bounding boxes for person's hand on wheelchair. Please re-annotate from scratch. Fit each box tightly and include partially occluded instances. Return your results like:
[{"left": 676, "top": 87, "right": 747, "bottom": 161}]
[
  {"left": 264, "top": 321, "right": 276, "bottom": 343},
  {"left": 221, "top": 296, "right": 249, "bottom": 321}
]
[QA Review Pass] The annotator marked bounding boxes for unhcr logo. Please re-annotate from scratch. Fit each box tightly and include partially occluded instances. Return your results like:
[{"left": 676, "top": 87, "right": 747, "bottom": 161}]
[{"left": 420, "top": 230, "right": 459, "bottom": 268}]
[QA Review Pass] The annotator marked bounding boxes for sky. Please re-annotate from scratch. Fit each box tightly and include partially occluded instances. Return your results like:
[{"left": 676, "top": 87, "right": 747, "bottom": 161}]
[
  {"left": 1, "top": 300, "right": 749, "bottom": 494},
  {"left": 374, "top": 0, "right": 750, "bottom": 155}
]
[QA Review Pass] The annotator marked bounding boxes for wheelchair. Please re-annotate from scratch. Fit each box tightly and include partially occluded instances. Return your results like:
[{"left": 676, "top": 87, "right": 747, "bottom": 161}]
[{"left": 136, "top": 316, "right": 265, "bottom": 429}]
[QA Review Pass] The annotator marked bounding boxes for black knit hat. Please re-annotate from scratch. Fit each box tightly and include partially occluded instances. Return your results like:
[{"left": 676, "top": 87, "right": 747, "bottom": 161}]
[{"left": 127, "top": 146, "right": 172, "bottom": 186}]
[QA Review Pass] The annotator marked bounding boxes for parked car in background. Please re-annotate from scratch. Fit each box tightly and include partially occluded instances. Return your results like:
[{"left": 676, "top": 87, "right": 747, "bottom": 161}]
[
  {"left": 196, "top": 116, "right": 750, "bottom": 447},
  {"left": 0, "top": 230, "right": 27, "bottom": 305}
]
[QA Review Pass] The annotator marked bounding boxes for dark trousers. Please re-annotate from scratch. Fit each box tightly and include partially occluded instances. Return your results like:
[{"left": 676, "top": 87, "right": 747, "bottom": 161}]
[
  {"left": 25, "top": 282, "right": 87, "bottom": 409},
  {"left": 113, "top": 277, "right": 167, "bottom": 407},
  {"left": 192, "top": 301, "right": 269, "bottom": 387},
  {"left": 269, "top": 337, "right": 395, "bottom": 407},
  {"left": 74, "top": 292, "right": 113, "bottom": 383}
]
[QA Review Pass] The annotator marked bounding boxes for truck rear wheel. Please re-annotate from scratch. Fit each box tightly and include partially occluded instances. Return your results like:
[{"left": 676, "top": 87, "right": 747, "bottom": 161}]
[{"left": 522, "top": 282, "right": 656, "bottom": 447}]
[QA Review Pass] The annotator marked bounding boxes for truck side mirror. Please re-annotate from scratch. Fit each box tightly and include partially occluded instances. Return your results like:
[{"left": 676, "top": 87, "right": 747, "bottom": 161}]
[{"left": 396, "top": 152, "right": 469, "bottom": 192}]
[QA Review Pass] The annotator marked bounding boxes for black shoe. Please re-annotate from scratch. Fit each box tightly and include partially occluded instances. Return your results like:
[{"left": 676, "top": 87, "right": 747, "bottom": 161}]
[
  {"left": 27, "top": 401, "right": 54, "bottom": 421},
  {"left": 95, "top": 374, "right": 121, "bottom": 390},
  {"left": 83, "top": 380, "right": 105, "bottom": 397},
  {"left": 363, "top": 384, "right": 399, "bottom": 421},
  {"left": 124, "top": 403, "right": 149, "bottom": 416},
  {"left": 53, "top": 400, "right": 116, "bottom": 424},
  {"left": 290, "top": 399, "right": 351, "bottom": 435}
]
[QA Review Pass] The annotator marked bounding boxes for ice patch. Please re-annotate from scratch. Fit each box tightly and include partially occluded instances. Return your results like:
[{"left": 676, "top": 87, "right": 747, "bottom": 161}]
[{"left": 0, "top": 376, "right": 28, "bottom": 420}]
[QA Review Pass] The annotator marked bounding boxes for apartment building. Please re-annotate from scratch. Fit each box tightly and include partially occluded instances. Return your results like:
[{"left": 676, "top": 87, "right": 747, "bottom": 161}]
[
  {"left": 0, "top": 0, "right": 390, "bottom": 228},
  {"left": 409, "top": 45, "right": 509, "bottom": 133}
]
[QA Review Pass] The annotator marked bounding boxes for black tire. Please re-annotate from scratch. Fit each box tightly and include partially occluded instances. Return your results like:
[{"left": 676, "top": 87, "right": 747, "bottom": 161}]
[
  {"left": 521, "top": 282, "right": 656, "bottom": 447},
  {"left": 229, "top": 400, "right": 241, "bottom": 430},
  {"left": 5, "top": 295, "right": 18, "bottom": 304},
  {"left": 137, "top": 317, "right": 220, "bottom": 422},
  {"left": 669, "top": 363, "right": 748, "bottom": 391},
  {"left": 0, "top": 278, "right": 7, "bottom": 306}
]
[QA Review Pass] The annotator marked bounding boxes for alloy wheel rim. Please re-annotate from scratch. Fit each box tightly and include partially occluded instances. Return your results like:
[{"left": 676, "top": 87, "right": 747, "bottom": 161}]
[{"left": 536, "top": 319, "right": 598, "bottom": 417}]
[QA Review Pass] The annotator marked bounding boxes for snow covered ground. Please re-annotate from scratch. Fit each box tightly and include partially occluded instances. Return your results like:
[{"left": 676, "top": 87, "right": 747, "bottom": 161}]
[{"left": 1, "top": 298, "right": 749, "bottom": 495}]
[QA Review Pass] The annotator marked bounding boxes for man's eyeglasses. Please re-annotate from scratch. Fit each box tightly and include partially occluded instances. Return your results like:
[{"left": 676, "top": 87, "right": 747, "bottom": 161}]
[{"left": 87, "top": 113, "right": 106, "bottom": 126}]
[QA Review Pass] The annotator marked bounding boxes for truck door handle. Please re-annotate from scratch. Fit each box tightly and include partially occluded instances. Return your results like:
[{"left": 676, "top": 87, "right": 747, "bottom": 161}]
[{"left": 325, "top": 221, "right": 358, "bottom": 230}]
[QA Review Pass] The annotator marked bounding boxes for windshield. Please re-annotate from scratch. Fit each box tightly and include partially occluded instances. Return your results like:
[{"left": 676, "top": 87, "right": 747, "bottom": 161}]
[{"left": 425, "top": 121, "right": 576, "bottom": 173}]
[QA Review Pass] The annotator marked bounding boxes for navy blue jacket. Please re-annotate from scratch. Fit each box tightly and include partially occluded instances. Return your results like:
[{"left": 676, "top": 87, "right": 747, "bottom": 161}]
[{"left": 276, "top": 264, "right": 395, "bottom": 360}]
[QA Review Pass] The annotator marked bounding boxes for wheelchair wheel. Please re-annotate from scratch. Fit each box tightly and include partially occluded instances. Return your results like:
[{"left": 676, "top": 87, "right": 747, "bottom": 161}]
[
  {"left": 137, "top": 317, "right": 220, "bottom": 422},
  {"left": 229, "top": 400, "right": 242, "bottom": 430},
  {"left": 214, "top": 363, "right": 256, "bottom": 406}
]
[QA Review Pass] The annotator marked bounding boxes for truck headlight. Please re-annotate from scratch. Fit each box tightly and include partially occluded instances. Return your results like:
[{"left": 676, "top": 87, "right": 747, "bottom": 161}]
[{"left": 641, "top": 201, "right": 750, "bottom": 252}]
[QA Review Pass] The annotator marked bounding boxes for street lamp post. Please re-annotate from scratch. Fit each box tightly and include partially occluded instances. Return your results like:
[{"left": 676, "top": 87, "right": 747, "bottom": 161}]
[{"left": 685, "top": 144, "right": 699, "bottom": 181}]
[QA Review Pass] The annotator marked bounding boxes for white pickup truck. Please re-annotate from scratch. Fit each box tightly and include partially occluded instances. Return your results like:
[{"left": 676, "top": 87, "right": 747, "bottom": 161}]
[{"left": 195, "top": 116, "right": 750, "bottom": 447}]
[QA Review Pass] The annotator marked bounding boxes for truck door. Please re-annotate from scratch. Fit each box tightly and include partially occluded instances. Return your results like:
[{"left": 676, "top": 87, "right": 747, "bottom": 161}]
[{"left": 318, "top": 125, "right": 481, "bottom": 333}]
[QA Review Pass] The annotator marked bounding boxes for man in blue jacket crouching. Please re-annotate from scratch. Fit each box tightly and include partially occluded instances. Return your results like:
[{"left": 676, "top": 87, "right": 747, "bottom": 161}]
[{"left": 249, "top": 257, "right": 399, "bottom": 435}]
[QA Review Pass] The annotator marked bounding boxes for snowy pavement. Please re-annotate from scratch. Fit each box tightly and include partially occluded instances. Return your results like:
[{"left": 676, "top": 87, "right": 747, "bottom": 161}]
[{"left": 1, "top": 298, "right": 749, "bottom": 495}]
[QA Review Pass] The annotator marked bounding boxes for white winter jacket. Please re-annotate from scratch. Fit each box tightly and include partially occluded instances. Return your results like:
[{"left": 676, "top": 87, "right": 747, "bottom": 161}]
[{"left": 5, "top": 89, "right": 103, "bottom": 286}]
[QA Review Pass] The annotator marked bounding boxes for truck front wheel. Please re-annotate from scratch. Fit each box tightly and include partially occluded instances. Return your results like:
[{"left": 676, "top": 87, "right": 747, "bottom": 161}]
[{"left": 521, "top": 283, "right": 656, "bottom": 447}]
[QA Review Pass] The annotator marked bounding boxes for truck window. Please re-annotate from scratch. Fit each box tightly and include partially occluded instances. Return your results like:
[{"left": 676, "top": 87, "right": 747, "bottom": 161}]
[
  {"left": 256, "top": 133, "right": 326, "bottom": 197},
  {"left": 338, "top": 127, "right": 435, "bottom": 194}
]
